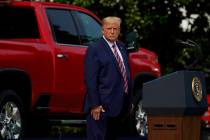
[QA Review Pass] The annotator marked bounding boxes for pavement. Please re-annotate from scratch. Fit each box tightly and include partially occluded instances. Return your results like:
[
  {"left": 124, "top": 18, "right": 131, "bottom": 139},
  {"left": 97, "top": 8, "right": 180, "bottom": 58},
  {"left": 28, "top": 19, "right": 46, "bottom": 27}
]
[
  {"left": 22, "top": 133, "right": 210, "bottom": 140},
  {"left": 21, "top": 127, "right": 210, "bottom": 140},
  {"left": 22, "top": 137, "right": 146, "bottom": 140}
]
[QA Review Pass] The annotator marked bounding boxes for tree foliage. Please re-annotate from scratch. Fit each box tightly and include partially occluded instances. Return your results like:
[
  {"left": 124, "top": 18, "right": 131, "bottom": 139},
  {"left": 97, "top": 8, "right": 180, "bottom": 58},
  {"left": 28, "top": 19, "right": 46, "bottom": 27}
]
[{"left": 54, "top": 0, "right": 210, "bottom": 75}]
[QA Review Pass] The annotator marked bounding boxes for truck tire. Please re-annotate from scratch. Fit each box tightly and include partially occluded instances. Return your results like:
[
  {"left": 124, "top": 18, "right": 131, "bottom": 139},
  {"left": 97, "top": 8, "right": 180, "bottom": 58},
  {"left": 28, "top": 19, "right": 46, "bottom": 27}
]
[
  {"left": 0, "top": 90, "right": 24, "bottom": 139},
  {"left": 130, "top": 86, "right": 148, "bottom": 137},
  {"left": 134, "top": 100, "right": 148, "bottom": 136}
]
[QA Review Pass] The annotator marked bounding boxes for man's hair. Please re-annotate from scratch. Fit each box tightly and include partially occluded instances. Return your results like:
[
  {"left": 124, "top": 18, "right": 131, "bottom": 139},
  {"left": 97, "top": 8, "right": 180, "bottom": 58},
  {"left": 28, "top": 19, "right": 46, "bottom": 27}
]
[{"left": 102, "top": 16, "right": 121, "bottom": 27}]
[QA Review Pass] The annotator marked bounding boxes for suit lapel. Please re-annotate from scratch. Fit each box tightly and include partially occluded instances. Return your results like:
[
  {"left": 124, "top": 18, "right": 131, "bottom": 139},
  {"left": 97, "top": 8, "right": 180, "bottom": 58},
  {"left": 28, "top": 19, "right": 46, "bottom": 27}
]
[
  {"left": 116, "top": 42, "right": 130, "bottom": 76},
  {"left": 100, "top": 38, "right": 120, "bottom": 70},
  {"left": 100, "top": 38, "right": 130, "bottom": 78},
  {"left": 116, "top": 42, "right": 129, "bottom": 65}
]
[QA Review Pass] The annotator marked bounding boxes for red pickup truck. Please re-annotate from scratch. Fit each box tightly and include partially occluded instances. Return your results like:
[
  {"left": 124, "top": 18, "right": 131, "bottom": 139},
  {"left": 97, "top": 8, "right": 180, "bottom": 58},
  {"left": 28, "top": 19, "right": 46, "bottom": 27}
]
[{"left": 0, "top": 1, "right": 161, "bottom": 139}]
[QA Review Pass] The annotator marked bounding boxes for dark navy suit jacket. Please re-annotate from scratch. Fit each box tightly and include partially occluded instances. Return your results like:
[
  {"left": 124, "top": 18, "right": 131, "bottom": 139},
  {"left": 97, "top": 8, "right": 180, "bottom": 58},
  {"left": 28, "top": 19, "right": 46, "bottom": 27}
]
[{"left": 84, "top": 37, "right": 132, "bottom": 117}]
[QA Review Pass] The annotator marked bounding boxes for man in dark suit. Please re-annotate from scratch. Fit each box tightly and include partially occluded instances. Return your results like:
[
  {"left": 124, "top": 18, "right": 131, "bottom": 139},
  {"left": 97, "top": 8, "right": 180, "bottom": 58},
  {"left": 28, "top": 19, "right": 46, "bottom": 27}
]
[{"left": 84, "top": 16, "right": 132, "bottom": 140}]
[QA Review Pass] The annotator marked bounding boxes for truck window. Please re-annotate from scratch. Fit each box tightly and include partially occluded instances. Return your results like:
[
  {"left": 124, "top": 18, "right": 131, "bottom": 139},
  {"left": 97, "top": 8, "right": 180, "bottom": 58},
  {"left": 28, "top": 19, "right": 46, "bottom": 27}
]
[
  {"left": 72, "top": 11, "right": 101, "bottom": 46},
  {"left": 0, "top": 7, "right": 40, "bottom": 39},
  {"left": 46, "top": 9, "right": 80, "bottom": 45}
]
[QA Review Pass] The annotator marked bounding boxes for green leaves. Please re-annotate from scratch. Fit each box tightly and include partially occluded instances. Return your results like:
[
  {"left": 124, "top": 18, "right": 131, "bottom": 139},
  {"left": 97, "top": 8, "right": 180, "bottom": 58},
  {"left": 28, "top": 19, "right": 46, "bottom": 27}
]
[{"left": 71, "top": 0, "right": 95, "bottom": 7}]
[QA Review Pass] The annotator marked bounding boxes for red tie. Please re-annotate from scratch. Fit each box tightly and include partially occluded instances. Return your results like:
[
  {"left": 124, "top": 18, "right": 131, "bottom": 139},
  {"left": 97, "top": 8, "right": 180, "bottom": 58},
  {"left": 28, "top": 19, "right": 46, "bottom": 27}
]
[{"left": 112, "top": 44, "right": 128, "bottom": 94}]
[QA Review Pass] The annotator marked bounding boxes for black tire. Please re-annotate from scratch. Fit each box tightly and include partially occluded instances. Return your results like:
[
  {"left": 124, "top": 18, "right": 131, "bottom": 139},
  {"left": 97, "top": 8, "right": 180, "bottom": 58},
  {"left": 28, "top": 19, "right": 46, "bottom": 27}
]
[
  {"left": 129, "top": 86, "right": 148, "bottom": 137},
  {"left": 0, "top": 90, "right": 25, "bottom": 139},
  {"left": 26, "top": 114, "right": 51, "bottom": 138},
  {"left": 133, "top": 100, "right": 148, "bottom": 137}
]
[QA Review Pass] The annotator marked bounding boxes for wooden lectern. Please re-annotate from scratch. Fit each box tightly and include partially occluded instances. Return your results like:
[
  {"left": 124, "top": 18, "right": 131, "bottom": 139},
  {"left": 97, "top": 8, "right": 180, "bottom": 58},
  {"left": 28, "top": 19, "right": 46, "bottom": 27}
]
[{"left": 142, "top": 71, "right": 207, "bottom": 140}]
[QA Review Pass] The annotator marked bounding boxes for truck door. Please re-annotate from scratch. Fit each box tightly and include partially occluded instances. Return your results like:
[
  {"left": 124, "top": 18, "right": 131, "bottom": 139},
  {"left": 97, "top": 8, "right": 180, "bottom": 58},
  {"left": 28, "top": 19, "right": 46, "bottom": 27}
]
[{"left": 46, "top": 8, "right": 101, "bottom": 113}]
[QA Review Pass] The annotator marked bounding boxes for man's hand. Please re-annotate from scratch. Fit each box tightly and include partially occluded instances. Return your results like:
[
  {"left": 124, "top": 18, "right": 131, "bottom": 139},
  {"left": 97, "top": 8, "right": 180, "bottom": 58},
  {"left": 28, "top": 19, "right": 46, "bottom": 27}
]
[{"left": 91, "top": 105, "right": 105, "bottom": 120}]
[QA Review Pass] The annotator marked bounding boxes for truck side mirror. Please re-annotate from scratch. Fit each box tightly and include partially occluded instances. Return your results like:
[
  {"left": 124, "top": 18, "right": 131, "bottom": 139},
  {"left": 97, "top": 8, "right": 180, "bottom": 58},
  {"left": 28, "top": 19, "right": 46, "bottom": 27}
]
[{"left": 125, "top": 30, "right": 139, "bottom": 51}]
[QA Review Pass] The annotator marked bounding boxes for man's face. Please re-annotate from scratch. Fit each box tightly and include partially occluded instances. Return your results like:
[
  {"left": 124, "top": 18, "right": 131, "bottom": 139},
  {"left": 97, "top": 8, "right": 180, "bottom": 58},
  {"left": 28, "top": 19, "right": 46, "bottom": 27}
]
[{"left": 102, "top": 21, "right": 120, "bottom": 43}]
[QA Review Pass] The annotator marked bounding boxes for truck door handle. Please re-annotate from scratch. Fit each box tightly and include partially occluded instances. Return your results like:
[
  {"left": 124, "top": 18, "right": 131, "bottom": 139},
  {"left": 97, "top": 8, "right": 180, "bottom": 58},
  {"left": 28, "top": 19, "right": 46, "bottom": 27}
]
[{"left": 56, "top": 53, "right": 68, "bottom": 59}]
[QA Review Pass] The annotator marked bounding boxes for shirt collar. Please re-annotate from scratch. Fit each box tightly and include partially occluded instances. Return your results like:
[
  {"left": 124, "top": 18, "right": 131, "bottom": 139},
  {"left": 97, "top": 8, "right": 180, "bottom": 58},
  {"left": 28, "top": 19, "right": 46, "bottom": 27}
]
[{"left": 103, "top": 36, "right": 117, "bottom": 48}]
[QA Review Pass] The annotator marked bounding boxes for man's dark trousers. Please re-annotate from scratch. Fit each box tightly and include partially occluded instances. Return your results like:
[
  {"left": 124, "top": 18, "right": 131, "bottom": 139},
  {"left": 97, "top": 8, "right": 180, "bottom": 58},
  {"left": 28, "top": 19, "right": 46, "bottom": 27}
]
[{"left": 86, "top": 96, "right": 129, "bottom": 140}]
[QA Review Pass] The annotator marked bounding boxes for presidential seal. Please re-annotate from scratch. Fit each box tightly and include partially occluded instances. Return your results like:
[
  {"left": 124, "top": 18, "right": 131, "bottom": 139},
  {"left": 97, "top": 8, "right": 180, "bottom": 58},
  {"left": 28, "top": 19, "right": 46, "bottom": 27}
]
[{"left": 192, "top": 77, "right": 203, "bottom": 102}]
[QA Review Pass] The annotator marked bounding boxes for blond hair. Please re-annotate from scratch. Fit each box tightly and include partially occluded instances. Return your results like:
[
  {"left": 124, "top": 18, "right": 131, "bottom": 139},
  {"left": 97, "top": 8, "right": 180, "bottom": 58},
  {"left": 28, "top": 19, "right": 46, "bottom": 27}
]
[{"left": 102, "top": 16, "right": 121, "bottom": 28}]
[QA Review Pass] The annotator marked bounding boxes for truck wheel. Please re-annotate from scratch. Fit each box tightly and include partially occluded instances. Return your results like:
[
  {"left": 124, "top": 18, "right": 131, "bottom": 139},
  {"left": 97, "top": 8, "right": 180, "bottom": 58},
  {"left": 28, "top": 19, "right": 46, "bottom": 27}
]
[
  {"left": 134, "top": 100, "right": 148, "bottom": 137},
  {"left": 130, "top": 86, "right": 148, "bottom": 137},
  {"left": 0, "top": 90, "right": 24, "bottom": 139}
]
